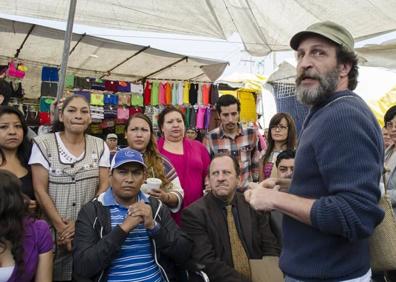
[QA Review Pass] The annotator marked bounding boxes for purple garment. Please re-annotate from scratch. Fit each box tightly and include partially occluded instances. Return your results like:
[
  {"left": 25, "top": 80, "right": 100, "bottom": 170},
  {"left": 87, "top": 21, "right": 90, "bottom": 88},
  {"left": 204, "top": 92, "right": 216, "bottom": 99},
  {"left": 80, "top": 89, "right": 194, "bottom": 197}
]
[
  {"left": 204, "top": 107, "right": 211, "bottom": 129},
  {"left": 157, "top": 137, "right": 210, "bottom": 224},
  {"left": 8, "top": 218, "right": 53, "bottom": 282}
]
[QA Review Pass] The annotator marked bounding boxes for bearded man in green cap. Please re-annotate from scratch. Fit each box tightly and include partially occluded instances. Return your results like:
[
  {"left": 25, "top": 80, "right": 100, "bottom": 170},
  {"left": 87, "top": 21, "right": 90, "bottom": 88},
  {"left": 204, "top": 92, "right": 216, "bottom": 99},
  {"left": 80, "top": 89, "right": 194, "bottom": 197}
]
[{"left": 245, "top": 21, "right": 384, "bottom": 281}]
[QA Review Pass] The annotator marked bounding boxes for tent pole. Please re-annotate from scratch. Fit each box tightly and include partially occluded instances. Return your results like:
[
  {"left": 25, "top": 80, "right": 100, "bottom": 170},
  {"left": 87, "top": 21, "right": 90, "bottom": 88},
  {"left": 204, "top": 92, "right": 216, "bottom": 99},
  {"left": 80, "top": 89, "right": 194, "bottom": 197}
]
[
  {"left": 69, "top": 32, "right": 86, "bottom": 56},
  {"left": 100, "top": 45, "right": 151, "bottom": 79},
  {"left": 138, "top": 56, "right": 188, "bottom": 82},
  {"left": 14, "top": 24, "right": 35, "bottom": 58},
  {"left": 56, "top": 0, "right": 77, "bottom": 114}
]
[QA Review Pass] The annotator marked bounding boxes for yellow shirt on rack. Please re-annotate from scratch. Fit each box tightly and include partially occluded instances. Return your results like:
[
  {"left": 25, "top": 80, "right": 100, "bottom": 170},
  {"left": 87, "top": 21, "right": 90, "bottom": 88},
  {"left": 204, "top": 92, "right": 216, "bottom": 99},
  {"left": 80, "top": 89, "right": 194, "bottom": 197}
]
[{"left": 183, "top": 81, "right": 190, "bottom": 104}]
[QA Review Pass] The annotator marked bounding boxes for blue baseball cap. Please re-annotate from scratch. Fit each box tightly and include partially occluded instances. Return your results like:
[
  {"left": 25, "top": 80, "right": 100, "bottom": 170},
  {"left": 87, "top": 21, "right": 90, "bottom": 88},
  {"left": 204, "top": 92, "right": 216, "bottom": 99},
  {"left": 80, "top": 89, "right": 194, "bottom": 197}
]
[{"left": 110, "top": 148, "right": 146, "bottom": 170}]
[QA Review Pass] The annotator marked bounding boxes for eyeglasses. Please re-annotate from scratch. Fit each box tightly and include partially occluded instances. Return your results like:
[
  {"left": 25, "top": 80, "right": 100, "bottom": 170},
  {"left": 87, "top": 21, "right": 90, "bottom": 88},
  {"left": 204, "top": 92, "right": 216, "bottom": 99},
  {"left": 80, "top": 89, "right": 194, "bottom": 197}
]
[
  {"left": 386, "top": 121, "right": 396, "bottom": 130},
  {"left": 271, "top": 125, "right": 288, "bottom": 131}
]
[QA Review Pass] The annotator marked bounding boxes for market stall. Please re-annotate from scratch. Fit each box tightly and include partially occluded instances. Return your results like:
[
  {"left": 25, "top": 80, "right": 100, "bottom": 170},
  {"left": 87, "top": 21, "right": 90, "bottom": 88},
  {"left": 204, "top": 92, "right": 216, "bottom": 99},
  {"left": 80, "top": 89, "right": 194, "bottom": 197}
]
[{"left": 0, "top": 18, "right": 228, "bottom": 142}]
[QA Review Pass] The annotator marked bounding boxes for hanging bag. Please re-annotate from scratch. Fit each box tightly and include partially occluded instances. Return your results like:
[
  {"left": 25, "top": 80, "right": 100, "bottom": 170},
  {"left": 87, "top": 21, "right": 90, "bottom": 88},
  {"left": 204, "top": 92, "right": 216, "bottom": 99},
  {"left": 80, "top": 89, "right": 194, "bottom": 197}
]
[{"left": 369, "top": 172, "right": 396, "bottom": 271}]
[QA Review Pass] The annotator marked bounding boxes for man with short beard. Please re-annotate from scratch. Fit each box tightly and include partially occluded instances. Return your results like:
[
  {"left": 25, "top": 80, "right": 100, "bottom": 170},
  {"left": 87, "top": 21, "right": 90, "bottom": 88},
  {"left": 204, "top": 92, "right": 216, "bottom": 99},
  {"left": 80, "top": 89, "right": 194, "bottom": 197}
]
[
  {"left": 204, "top": 94, "right": 260, "bottom": 191},
  {"left": 244, "top": 21, "right": 384, "bottom": 281}
]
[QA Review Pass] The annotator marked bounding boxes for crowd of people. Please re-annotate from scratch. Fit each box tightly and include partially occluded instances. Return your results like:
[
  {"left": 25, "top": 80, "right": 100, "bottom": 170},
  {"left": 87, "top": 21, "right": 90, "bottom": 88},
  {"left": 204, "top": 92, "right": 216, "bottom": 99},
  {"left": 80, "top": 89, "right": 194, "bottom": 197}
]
[{"left": 0, "top": 20, "right": 395, "bottom": 282}]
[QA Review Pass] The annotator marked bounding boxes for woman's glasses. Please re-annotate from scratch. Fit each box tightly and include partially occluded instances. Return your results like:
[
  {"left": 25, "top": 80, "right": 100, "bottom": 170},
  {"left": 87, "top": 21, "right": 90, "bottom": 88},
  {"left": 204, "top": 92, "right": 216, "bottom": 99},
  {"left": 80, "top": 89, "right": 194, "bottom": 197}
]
[{"left": 271, "top": 124, "right": 288, "bottom": 131}]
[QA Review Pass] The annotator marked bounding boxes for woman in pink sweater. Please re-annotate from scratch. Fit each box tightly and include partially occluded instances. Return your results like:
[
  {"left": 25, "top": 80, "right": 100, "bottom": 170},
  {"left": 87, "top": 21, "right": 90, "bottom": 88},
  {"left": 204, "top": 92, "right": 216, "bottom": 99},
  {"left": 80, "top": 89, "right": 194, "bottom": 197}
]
[{"left": 157, "top": 106, "right": 210, "bottom": 224}]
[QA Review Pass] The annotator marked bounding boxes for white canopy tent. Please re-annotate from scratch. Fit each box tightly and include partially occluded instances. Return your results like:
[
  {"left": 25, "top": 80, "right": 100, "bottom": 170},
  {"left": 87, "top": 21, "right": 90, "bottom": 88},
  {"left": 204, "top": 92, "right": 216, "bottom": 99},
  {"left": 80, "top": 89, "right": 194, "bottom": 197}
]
[
  {"left": 1, "top": 0, "right": 396, "bottom": 56},
  {"left": 356, "top": 39, "right": 396, "bottom": 70},
  {"left": 0, "top": 17, "right": 228, "bottom": 93}
]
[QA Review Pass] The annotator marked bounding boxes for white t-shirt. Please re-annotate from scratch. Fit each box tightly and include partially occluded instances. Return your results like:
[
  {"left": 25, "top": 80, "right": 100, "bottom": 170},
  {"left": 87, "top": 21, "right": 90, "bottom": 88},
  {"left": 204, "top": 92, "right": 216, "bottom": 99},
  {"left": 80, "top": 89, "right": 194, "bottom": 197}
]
[
  {"left": 29, "top": 132, "right": 110, "bottom": 170},
  {"left": 0, "top": 266, "right": 14, "bottom": 282}
]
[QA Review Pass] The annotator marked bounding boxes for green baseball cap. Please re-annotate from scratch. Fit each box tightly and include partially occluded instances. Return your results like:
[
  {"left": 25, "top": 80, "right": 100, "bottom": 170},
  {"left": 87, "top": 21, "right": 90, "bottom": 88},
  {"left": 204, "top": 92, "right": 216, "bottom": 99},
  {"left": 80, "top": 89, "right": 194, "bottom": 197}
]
[{"left": 290, "top": 21, "right": 354, "bottom": 52}]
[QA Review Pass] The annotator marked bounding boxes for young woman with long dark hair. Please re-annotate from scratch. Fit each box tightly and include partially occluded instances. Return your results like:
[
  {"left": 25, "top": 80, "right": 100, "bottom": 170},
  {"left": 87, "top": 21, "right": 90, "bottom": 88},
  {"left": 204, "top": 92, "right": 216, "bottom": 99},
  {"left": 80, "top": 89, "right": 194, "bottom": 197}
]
[
  {"left": 260, "top": 112, "right": 297, "bottom": 180},
  {"left": 0, "top": 169, "right": 53, "bottom": 282},
  {"left": 0, "top": 106, "right": 36, "bottom": 212},
  {"left": 125, "top": 113, "right": 184, "bottom": 212}
]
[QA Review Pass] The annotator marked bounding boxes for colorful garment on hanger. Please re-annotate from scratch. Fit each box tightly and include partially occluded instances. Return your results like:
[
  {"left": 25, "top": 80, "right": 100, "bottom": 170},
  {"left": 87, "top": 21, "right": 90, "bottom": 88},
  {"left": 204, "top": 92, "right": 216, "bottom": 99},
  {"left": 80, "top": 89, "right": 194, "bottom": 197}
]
[
  {"left": 90, "top": 79, "right": 105, "bottom": 91},
  {"left": 204, "top": 107, "right": 211, "bottom": 129},
  {"left": 238, "top": 91, "right": 256, "bottom": 122},
  {"left": 151, "top": 81, "right": 159, "bottom": 106},
  {"left": 172, "top": 82, "right": 178, "bottom": 105},
  {"left": 159, "top": 82, "right": 166, "bottom": 105},
  {"left": 90, "top": 106, "right": 104, "bottom": 120},
  {"left": 197, "top": 83, "right": 203, "bottom": 105},
  {"left": 189, "top": 83, "right": 198, "bottom": 105},
  {"left": 131, "top": 93, "right": 143, "bottom": 107},
  {"left": 104, "top": 80, "right": 119, "bottom": 92},
  {"left": 185, "top": 107, "right": 191, "bottom": 128},
  {"left": 189, "top": 106, "right": 198, "bottom": 129},
  {"left": 117, "top": 81, "right": 131, "bottom": 92},
  {"left": 117, "top": 106, "right": 129, "bottom": 121},
  {"left": 104, "top": 93, "right": 118, "bottom": 105},
  {"left": 144, "top": 81, "right": 151, "bottom": 106},
  {"left": 104, "top": 105, "right": 117, "bottom": 119},
  {"left": 39, "top": 112, "right": 51, "bottom": 125},
  {"left": 8, "top": 81, "right": 24, "bottom": 98},
  {"left": 90, "top": 92, "right": 104, "bottom": 106},
  {"left": 129, "top": 106, "right": 144, "bottom": 117},
  {"left": 131, "top": 83, "right": 144, "bottom": 94},
  {"left": 183, "top": 81, "right": 190, "bottom": 104},
  {"left": 41, "top": 82, "right": 58, "bottom": 97},
  {"left": 177, "top": 81, "right": 184, "bottom": 105},
  {"left": 202, "top": 83, "right": 210, "bottom": 105},
  {"left": 74, "top": 76, "right": 91, "bottom": 89},
  {"left": 165, "top": 82, "right": 172, "bottom": 105},
  {"left": 210, "top": 84, "right": 219, "bottom": 105},
  {"left": 41, "top": 67, "right": 59, "bottom": 82},
  {"left": 39, "top": 97, "right": 55, "bottom": 112},
  {"left": 64, "top": 74, "right": 75, "bottom": 89},
  {"left": 196, "top": 106, "right": 206, "bottom": 129},
  {"left": 118, "top": 93, "right": 131, "bottom": 106}
]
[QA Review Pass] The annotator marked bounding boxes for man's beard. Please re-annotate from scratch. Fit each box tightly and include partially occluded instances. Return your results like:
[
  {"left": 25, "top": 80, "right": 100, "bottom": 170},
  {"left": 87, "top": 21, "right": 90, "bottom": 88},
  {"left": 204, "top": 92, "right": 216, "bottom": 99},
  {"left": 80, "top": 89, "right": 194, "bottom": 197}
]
[{"left": 295, "top": 68, "right": 340, "bottom": 106}]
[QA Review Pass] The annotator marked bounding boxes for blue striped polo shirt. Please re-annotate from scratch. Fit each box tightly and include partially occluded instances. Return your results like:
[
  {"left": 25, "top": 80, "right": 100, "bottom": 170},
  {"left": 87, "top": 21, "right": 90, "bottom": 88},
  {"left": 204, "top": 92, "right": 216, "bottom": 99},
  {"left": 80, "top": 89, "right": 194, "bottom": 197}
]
[{"left": 103, "top": 188, "right": 163, "bottom": 282}]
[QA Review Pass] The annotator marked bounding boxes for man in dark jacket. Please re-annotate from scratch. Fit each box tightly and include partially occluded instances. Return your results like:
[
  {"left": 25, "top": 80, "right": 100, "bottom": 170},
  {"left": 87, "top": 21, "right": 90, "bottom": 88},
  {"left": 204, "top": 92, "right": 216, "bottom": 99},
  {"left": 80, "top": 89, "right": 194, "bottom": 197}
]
[
  {"left": 181, "top": 154, "right": 280, "bottom": 282},
  {"left": 73, "top": 148, "right": 193, "bottom": 281}
]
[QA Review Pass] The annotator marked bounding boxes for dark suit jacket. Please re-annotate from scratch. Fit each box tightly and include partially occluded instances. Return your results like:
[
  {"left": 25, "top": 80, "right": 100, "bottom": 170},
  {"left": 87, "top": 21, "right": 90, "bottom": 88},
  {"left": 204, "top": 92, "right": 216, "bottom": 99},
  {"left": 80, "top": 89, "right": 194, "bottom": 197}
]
[{"left": 181, "top": 192, "right": 280, "bottom": 282}]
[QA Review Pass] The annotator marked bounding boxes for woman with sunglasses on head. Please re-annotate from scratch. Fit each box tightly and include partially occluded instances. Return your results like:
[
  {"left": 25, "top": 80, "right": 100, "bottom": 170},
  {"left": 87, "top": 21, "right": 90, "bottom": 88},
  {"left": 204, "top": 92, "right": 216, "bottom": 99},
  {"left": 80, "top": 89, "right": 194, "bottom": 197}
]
[
  {"left": 0, "top": 169, "right": 53, "bottom": 282},
  {"left": 29, "top": 95, "right": 110, "bottom": 282},
  {"left": 125, "top": 113, "right": 184, "bottom": 213},
  {"left": 0, "top": 106, "right": 36, "bottom": 213},
  {"left": 260, "top": 112, "right": 297, "bottom": 180}
]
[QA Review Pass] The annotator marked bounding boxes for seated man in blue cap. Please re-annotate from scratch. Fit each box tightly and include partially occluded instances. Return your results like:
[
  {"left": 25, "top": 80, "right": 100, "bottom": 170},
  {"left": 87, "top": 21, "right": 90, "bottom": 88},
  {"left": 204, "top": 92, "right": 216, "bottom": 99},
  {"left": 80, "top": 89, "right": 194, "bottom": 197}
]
[{"left": 73, "top": 147, "right": 193, "bottom": 281}]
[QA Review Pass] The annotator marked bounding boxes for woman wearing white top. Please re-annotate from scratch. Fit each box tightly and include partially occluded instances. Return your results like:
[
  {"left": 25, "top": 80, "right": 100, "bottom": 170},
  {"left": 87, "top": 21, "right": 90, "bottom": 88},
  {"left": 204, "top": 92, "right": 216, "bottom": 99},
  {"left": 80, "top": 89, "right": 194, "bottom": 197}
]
[{"left": 29, "top": 95, "right": 110, "bottom": 281}]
